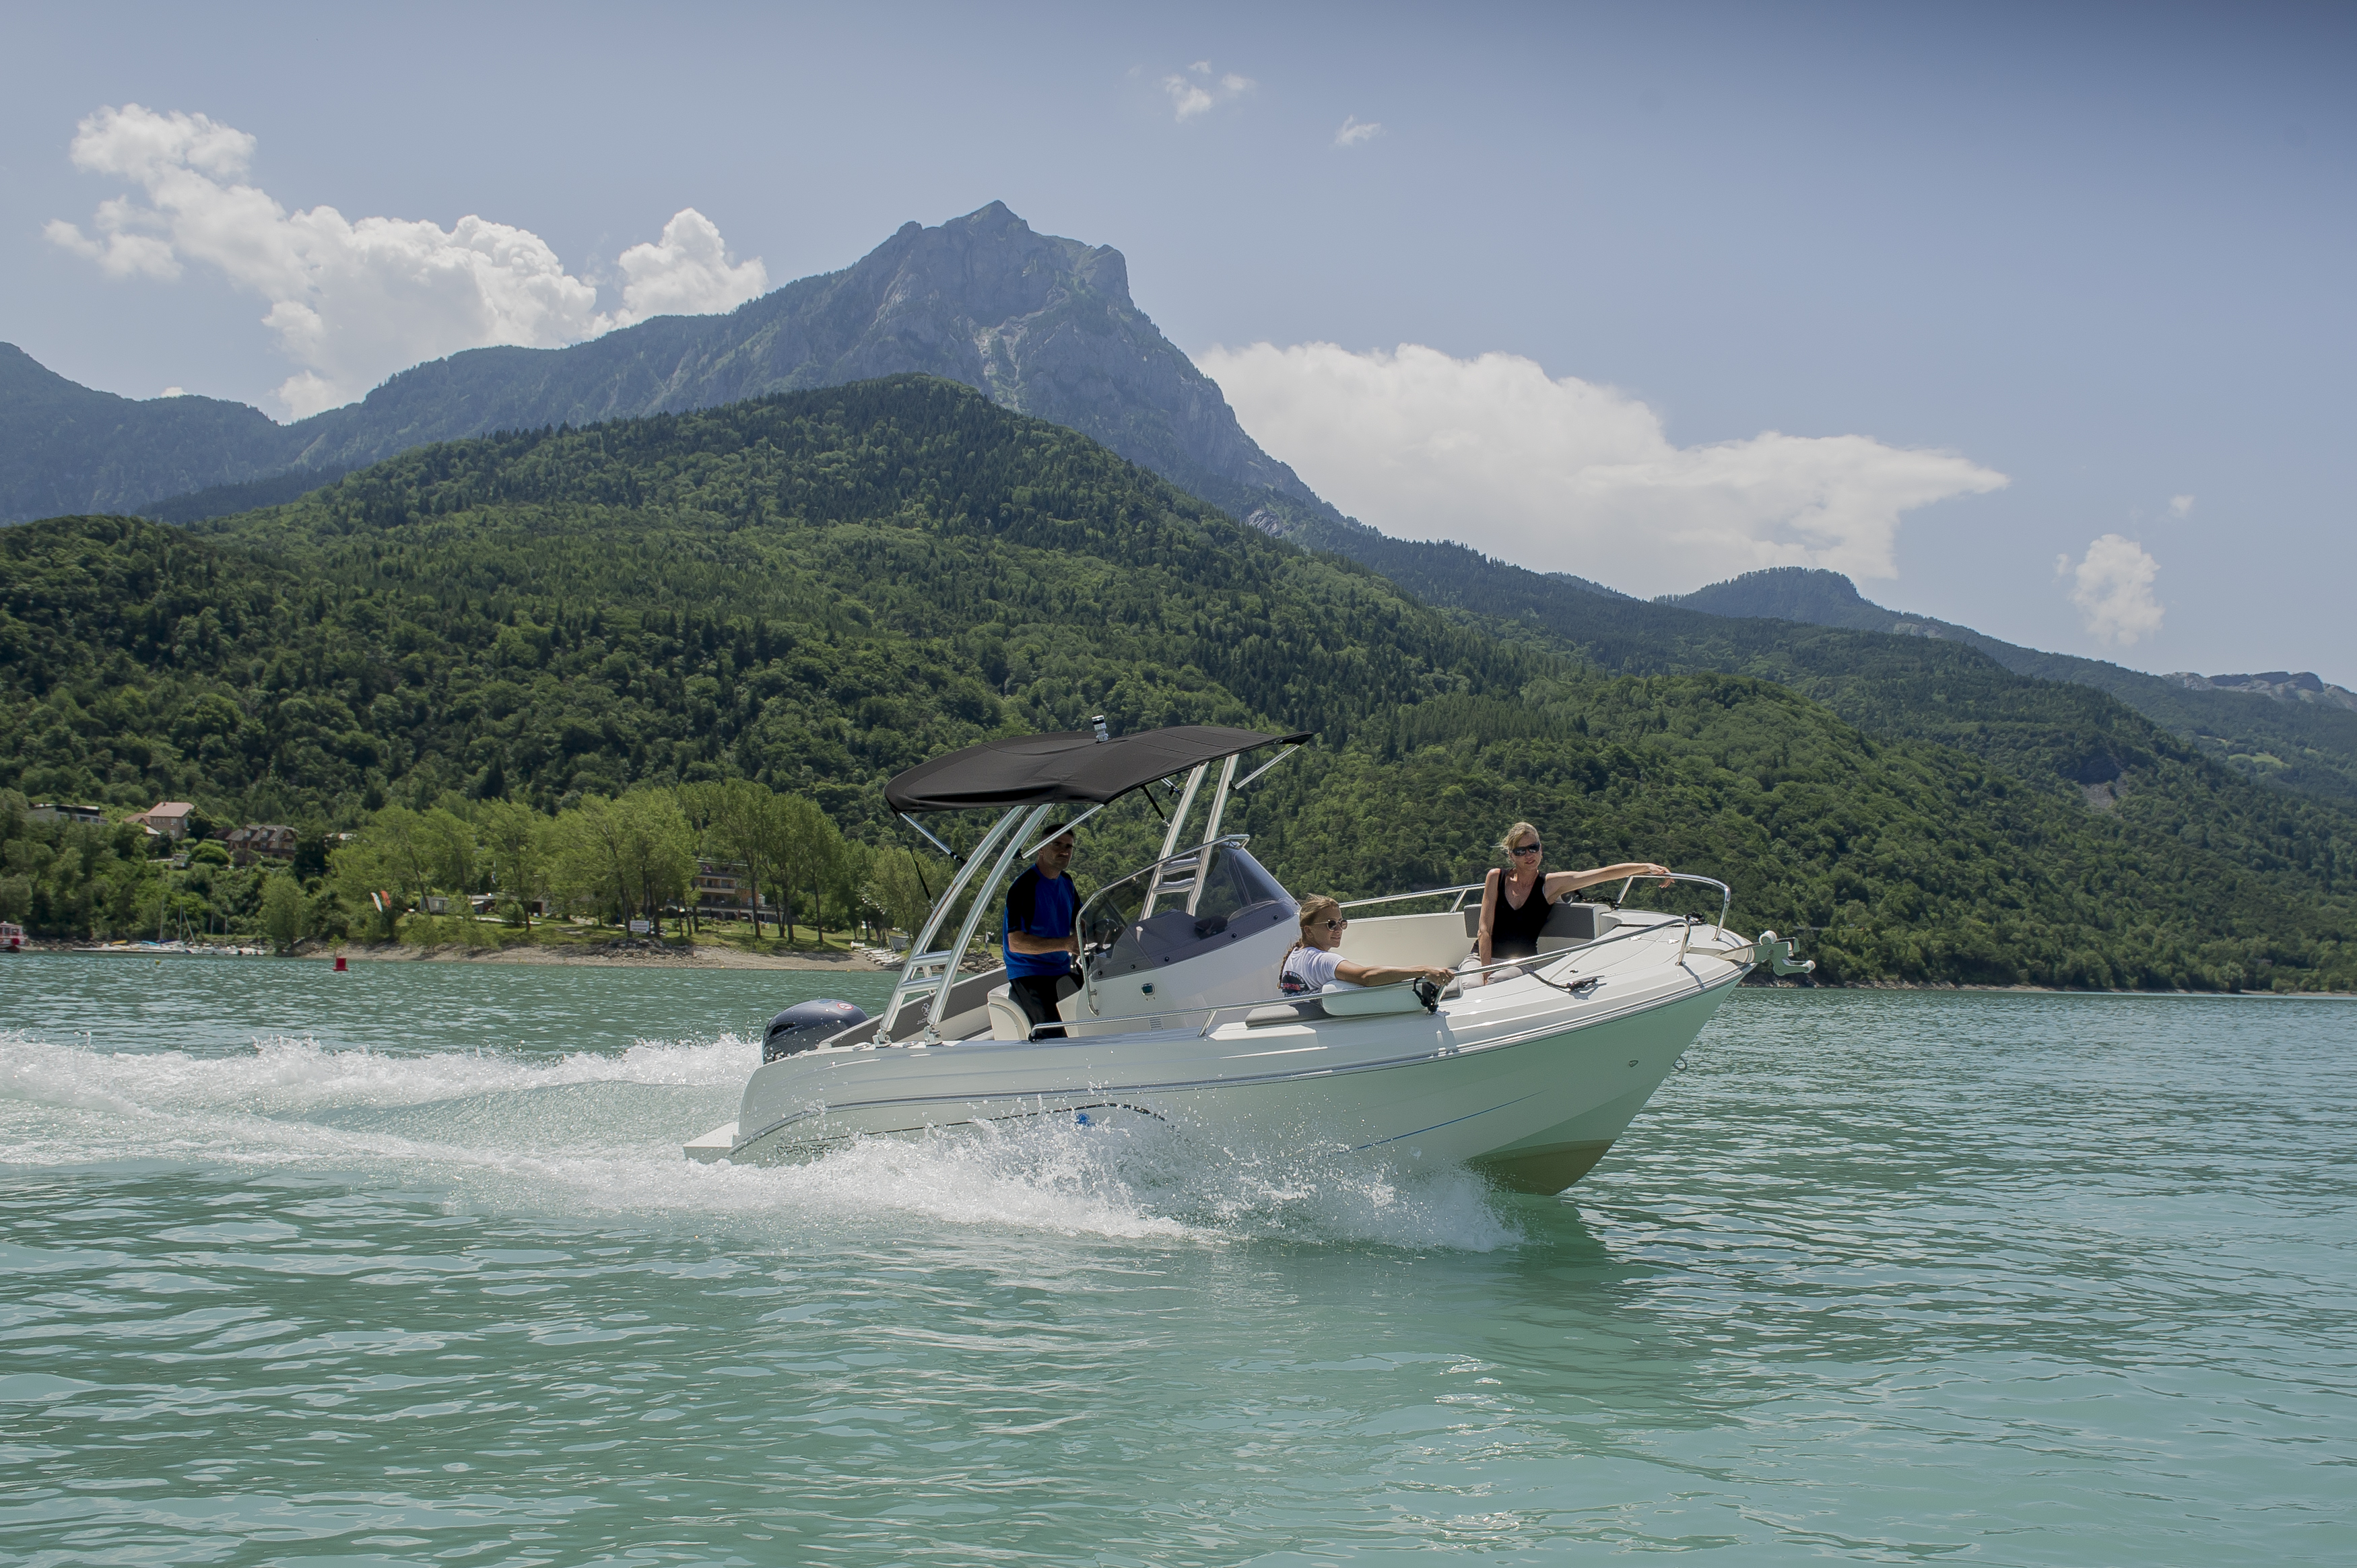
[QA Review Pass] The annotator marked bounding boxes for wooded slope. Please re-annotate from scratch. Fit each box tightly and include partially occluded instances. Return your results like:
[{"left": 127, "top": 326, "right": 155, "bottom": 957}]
[{"left": 3, "top": 376, "right": 2348, "bottom": 988}]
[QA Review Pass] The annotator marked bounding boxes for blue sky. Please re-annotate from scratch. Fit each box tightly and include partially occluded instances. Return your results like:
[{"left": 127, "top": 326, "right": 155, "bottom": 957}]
[{"left": 5, "top": 1, "right": 2351, "bottom": 679}]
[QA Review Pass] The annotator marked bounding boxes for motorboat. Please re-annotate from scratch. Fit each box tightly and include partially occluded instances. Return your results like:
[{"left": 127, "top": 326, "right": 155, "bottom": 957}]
[{"left": 686, "top": 724, "right": 1812, "bottom": 1193}]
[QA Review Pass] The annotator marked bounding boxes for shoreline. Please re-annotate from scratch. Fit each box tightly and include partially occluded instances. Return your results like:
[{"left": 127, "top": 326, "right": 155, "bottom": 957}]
[
  {"left": 1748, "top": 977, "right": 2356, "bottom": 998},
  {"left": 24, "top": 939, "right": 894, "bottom": 972},
  {"left": 11, "top": 943, "right": 2348, "bottom": 994},
  {"left": 313, "top": 940, "right": 896, "bottom": 971}
]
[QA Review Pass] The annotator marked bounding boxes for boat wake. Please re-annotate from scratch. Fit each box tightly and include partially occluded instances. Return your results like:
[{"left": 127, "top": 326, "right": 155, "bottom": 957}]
[{"left": 0, "top": 1029, "right": 1519, "bottom": 1252}]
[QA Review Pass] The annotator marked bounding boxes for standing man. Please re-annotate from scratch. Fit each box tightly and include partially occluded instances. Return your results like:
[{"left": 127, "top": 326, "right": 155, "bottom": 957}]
[{"left": 1003, "top": 828, "right": 1080, "bottom": 1037}]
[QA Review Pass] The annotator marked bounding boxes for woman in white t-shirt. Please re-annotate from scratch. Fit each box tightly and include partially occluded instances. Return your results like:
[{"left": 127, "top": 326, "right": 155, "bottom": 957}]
[{"left": 1280, "top": 895, "right": 1457, "bottom": 996}]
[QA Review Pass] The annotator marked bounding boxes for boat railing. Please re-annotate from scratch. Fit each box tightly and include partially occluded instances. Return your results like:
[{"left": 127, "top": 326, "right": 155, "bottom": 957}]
[
  {"left": 1340, "top": 873, "right": 1731, "bottom": 957},
  {"left": 1337, "top": 883, "right": 1486, "bottom": 914},
  {"left": 1608, "top": 873, "right": 1731, "bottom": 959},
  {"left": 994, "top": 909, "right": 1755, "bottom": 1042}
]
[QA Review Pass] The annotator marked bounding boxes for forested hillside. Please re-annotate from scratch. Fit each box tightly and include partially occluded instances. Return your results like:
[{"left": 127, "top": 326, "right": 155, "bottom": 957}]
[
  {"left": 16, "top": 193, "right": 2345, "bottom": 829},
  {"left": 1250, "top": 499, "right": 2357, "bottom": 809},
  {"left": 0, "top": 344, "right": 292, "bottom": 520},
  {"left": 1665, "top": 565, "right": 2357, "bottom": 803},
  {"left": 3, "top": 376, "right": 2350, "bottom": 989}
]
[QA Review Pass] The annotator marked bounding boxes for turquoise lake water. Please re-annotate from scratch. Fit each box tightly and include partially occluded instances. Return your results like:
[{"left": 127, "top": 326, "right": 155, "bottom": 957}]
[{"left": 3, "top": 956, "right": 2352, "bottom": 1565}]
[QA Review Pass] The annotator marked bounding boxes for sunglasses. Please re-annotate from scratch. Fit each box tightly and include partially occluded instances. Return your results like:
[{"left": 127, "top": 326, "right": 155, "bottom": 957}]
[
  {"left": 1511, "top": 844, "right": 1543, "bottom": 856},
  {"left": 1321, "top": 918, "right": 1348, "bottom": 930}
]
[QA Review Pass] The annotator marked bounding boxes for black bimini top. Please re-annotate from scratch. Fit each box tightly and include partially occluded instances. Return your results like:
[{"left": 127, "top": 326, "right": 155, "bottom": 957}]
[{"left": 885, "top": 726, "right": 1309, "bottom": 813}]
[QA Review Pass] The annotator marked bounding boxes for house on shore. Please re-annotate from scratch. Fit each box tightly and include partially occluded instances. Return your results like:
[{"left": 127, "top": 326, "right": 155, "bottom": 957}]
[
  {"left": 693, "top": 860, "right": 770, "bottom": 918},
  {"left": 128, "top": 802, "right": 197, "bottom": 840},
  {"left": 224, "top": 823, "right": 298, "bottom": 865}
]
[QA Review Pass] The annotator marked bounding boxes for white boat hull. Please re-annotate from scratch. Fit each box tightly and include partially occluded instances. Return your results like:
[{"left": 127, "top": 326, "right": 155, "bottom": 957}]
[{"left": 694, "top": 918, "right": 1754, "bottom": 1193}]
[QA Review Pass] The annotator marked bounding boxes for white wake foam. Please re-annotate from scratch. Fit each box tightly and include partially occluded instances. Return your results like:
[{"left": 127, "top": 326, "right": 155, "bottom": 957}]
[
  {"left": 0, "top": 1027, "right": 754, "bottom": 1116},
  {"left": 0, "top": 1029, "right": 1519, "bottom": 1252}
]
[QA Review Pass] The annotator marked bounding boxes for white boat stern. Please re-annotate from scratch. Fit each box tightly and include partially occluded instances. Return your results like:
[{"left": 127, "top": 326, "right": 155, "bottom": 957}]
[{"left": 684, "top": 1121, "right": 739, "bottom": 1163}]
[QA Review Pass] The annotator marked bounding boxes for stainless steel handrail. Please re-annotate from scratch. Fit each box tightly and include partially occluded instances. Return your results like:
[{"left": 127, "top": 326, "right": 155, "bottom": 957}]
[
  {"left": 1349, "top": 873, "right": 1731, "bottom": 928},
  {"left": 1609, "top": 872, "right": 1731, "bottom": 944},
  {"left": 882, "top": 803, "right": 1026, "bottom": 1038},
  {"left": 1612, "top": 870, "right": 1729, "bottom": 926},
  {"left": 879, "top": 910, "right": 1760, "bottom": 1046},
  {"left": 1447, "top": 904, "right": 1741, "bottom": 990},
  {"left": 917, "top": 802, "right": 1055, "bottom": 1043},
  {"left": 1207, "top": 908, "right": 1728, "bottom": 1029},
  {"left": 1337, "top": 883, "right": 1486, "bottom": 913}
]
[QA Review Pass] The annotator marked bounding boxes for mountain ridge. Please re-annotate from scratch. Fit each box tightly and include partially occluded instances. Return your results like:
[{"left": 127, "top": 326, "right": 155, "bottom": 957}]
[
  {"left": 6, "top": 375, "right": 2350, "bottom": 989},
  {"left": 1, "top": 202, "right": 1318, "bottom": 526},
  {"left": 10, "top": 204, "right": 2352, "bottom": 809},
  {"left": 1657, "top": 566, "right": 2357, "bottom": 800},
  {"left": 1665, "top": 566, "right": 2352, "bottom": 701}
]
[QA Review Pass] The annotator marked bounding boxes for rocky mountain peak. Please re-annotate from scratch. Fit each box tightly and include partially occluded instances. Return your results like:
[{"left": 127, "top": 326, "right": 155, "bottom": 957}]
[
  {"left": 1, "top": 203, "right": 1315, "bottom": 524},
  {"left": 2166, "top": 671, "right": 2357, "bottom": 712}
]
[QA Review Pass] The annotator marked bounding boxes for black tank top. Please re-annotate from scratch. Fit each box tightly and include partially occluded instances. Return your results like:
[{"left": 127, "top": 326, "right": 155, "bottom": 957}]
[{"left": 1488, "top": 871, "right": 1552, "bottom": 959}]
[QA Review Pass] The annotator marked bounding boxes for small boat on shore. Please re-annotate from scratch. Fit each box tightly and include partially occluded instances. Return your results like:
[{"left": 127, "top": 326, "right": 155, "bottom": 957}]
[{"left": 688, "top": 725, "right": 1811, "bottom": 1192}]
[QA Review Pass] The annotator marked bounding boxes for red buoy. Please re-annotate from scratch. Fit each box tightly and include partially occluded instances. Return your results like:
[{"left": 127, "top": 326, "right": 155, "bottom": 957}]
[{"left": 333, "top": 953, "right": 347, "bottom": 972}]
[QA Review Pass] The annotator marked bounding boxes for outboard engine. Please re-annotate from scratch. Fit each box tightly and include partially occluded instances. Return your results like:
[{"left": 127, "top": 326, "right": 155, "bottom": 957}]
[{"left": 763, "top": 999, "right": 867, "bottom": 1062}]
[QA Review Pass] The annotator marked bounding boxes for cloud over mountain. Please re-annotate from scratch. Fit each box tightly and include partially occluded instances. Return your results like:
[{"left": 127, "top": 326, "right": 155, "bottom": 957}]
[
  {"left": 45, "top": 104, "right": 766, "bottom": 418},
  {"left": 612, "top": 209, "right": 770, "bottom": 329},
  {"left": 2060, "top": 533, "right": 2164, "bottom": 646},
  {"left": 1198, "top": 341, "right": 2007, "bottom": 597}
]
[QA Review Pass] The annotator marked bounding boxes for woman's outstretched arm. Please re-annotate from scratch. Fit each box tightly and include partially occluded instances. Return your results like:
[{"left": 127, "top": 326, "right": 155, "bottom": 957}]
[
  {"left": 1334, "top": 957, "right": 1457, "bottom": 987},
  {"left": 1542, "top": 861, "right": 1673, "bottom": 899}
]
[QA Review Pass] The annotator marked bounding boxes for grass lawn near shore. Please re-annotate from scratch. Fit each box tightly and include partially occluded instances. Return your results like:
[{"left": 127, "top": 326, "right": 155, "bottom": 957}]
[
  {"left": 681, "top": 920, "right": 874, "bottom": 957},
  {"left": 380, "top": 914, "right": 881, "bottom": 957}
]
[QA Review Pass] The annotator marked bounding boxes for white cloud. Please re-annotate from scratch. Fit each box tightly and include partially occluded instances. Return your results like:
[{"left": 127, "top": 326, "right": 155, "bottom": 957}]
[
  {"left": 2168, "top": 493, "right": 2194, "bottom": 518},
  {"left": 1197, "top": 341, "right": 2008, "bottom": 596},
  {"left": 1162, "top": 62, "right": 1253, "bottom": 122},
  {"left": 2058, "top": 534, "right": 2163, "bottom": 646},
  {"left": 613, "top": 208, "right": 770, "bottom": 327},
  {"left": 1164, "top": 79, "right": 1215, "bottom": 120},
  {"left": 1335, "top": 115, "right": 1383, "bottom": 148},
  {"left": 46, "top": 104, "right": 767, "bottom": 418}
]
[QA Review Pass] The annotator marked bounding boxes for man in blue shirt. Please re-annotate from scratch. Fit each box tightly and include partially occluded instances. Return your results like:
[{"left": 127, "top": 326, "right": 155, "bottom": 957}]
[{"left": 1002, "top": 828, "right": 1080, "bottom": 1037}]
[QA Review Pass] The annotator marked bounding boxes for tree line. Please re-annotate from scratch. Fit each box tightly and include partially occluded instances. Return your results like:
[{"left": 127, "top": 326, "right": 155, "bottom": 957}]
[
  {"left": 3, "top": 377, "right": 2350, "bottom": 989},
  {"left": 331, "top": 780, "right": 942, "bottom": 945},
  {"left": 0, "top": 784, "right": 949, "bottom": 953}
]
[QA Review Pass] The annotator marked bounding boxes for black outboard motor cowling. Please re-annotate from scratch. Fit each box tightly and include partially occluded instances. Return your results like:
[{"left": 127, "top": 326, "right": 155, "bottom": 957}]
[{"left": 763, "top": 1000, "right": 867, "bottom": 1062}]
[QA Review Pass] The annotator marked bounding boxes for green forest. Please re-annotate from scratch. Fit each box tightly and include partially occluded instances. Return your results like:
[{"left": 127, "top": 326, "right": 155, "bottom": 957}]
[
  {"left": 3, "top": 374, "right": 2350, "bottom": 990},
  {"left": 0, "top": 778, "right": 922, "bottom": 956},
  {"left": 1259, "top": 499, "right": 2357, "bottom": 807}
]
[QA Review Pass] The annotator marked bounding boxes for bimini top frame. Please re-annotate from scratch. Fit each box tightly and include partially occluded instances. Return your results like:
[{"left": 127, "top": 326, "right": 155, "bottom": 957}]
[
  {"left": 879, "top": 724, "right": 1306, "bottom": 1044},
  {"left": 884, "top": 725, "right": 1308, "bottom": 813}
]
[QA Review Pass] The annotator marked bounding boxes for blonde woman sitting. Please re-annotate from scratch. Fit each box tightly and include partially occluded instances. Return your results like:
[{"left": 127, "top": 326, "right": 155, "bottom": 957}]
[
  {"left": 1467, "top": 823, "right": 1671, "bottom": 983},
  {"left": 1281, "top": 895, "right": 1457, "bottom": 996}
]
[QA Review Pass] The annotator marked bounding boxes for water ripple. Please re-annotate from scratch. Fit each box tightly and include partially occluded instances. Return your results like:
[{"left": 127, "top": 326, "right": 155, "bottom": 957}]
[{"left": 3, "top": 965, "right": 2354, "bottom": 1563}]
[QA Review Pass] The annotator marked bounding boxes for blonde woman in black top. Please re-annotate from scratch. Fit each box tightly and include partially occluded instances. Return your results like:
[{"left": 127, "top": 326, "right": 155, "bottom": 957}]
[{"left": 1469, "top": 822, "right": 1671, "bottom": 980}]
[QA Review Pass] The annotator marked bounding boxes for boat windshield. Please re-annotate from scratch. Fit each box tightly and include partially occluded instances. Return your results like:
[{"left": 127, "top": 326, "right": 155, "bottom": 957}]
[{"left": 1082, "top": 842, "right": 1297, "bottom": 982}]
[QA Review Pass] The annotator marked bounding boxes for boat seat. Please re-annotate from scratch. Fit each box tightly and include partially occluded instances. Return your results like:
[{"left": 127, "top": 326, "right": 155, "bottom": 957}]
[
  {"left": 985, "top": 985, "right": 1031, "bottom": 1042},
  {"left": 1320, "top": 984, "right": 1431, "bottom": 1017},
  {"left": 1244, "top": 999, "right": 1327, "bottom": 1027},
  {"left": 1243, "top": 982, "right": 1430, "bottom": 1027},
  {"left": 1462, "top": 899, "right": 1616, "bottom": 950}
]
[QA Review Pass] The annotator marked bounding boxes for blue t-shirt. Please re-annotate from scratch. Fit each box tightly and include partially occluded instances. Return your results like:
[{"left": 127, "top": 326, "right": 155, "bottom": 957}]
[{"left": 1002, "top": 866, "right": 1078, "bottom": 979}]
